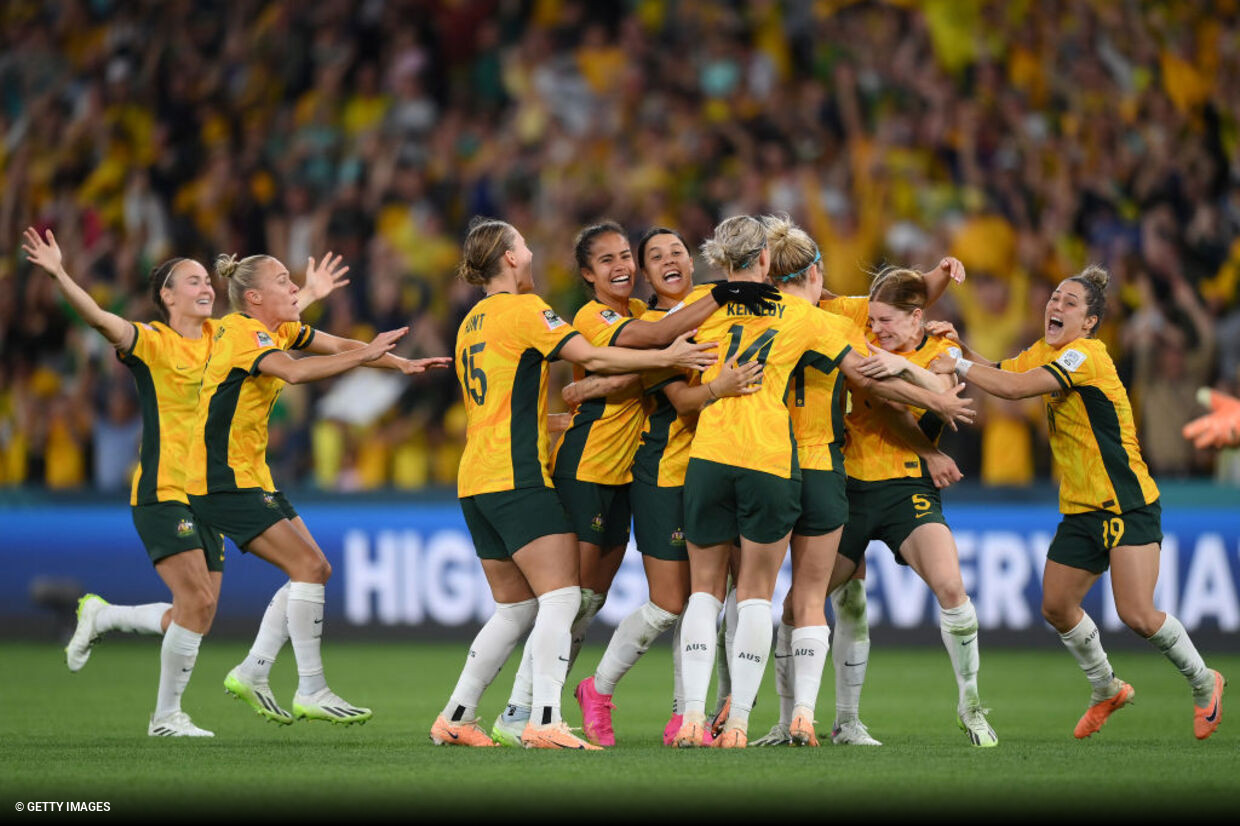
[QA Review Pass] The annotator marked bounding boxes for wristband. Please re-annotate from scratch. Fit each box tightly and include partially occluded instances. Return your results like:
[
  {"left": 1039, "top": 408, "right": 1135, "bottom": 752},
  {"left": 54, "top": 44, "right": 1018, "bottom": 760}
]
[{"left": 955, "top": 357, "right": 973, "bottom": 378}]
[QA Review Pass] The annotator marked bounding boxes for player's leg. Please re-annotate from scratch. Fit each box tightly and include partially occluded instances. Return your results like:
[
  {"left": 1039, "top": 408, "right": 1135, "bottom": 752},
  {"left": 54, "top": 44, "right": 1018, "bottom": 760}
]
[
  {"left": 900, "top": 522, "right": 995, "bottom": 747},
  {"left": 432, "top": 558, "right": 537, "bottom": 747},
  {"left": 582, "top": 556, "right": 685, "bottom": 746},
  {"left": 674, "top": 540, "right": 731, "bottom": 747},
  {"left": 146, "top": 547, "right": 217, "bottom": 737},
  {"left": 784, "top": 526, "right": 840, "bottom": 746},
  {"left": 1111, "top": 541, "right": 1225, "bottom": 739}
]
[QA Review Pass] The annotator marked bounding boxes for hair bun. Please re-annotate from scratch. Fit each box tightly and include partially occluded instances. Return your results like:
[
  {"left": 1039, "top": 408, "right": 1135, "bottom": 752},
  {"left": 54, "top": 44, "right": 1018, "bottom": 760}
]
[{"left": 214, "top": 253, "right": 240, "bottom": 280}]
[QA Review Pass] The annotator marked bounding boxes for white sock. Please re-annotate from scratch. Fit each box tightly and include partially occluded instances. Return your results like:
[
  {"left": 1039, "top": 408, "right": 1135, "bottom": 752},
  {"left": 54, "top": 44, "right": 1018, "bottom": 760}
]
[
  {"left": 939, "top": 598, "right": 980, "bottom": 712},
  {"left": 774, "top": 620, "right": 794, "bottom": 726},
  {"left": 1058, "top": 612, "right": 1116, "bottom": 698},
  {"left": 712, "top": 587, "right": 737, "bottom": 711},
  {"left": 96, "top": 602, "right": 170, "bottom": 635},
  {"left": 791, "top": 625, "right": 831, "bottom": 717},
  {"left": 595, "top": 601, "right": 679, "bottom": 695},
  {"left": 238, "top": 582, "right": 290, "bottom": 682},
  {"left": 831, "top": 579, "right": 870, "bottom": 723},
  {"left": 530, "top": 586, "right": 580, "bottom": 726},
  {"left": 154, "top": 621, "right": 202, "bottom": 719},
  {"left": 681, "top": 592, "right": 722, "bottom": 716},
  {"left": 443, "top": 598, "right": 538, "bottom": 722},
  {"left": 671, "top": 615, "right": 685, "bottom": 716},
  {"left": 567, "top": 588, "right": 606, "bottom": 672},
  {"left": 286, "top": 581, "right": 328, "bottom": 696},
  {"left": 1146, "top": 614, "right": 1212, "bottom": 696},
  {"left": 728, "top": 598, "right": 773, "bottom": 727},
  {"left": 506, "top": 643, "right": 534, "bottom": 710}
]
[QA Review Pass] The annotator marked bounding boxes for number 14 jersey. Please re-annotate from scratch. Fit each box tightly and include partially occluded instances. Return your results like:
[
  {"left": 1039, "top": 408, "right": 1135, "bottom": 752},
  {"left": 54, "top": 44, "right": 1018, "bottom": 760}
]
[{"left": 689, "top": 290, "right": 855, "bottom": 480}]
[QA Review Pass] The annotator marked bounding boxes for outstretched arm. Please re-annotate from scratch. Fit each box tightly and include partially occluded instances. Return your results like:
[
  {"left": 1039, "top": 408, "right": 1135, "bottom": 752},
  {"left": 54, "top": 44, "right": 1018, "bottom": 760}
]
[
  {"left": 22, "top": 228, "right": 134, "bottom": 351},
  {"left": 302, "top": 329, "right": 451, "bottom": 374},
  {"left": 839, "top": 350, "right": 975, "bottom": 430},
  {"left": 257, "top": 328, "right": 409, "bottom": 384},
  {"left": 611, "top": 282, "right": 779, "bottom": 348},
  {"left": 928, "top": 351, "right": 1060, "bottom": 401},
  {"left": 559, "top": 330, "right": 717, "bottom": 375}
]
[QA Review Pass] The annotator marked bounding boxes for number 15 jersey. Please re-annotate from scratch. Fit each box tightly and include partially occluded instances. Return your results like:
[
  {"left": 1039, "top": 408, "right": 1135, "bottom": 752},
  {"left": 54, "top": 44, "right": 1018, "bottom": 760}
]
[
  {"left": 455, "top": 292, "right": 581, "bottom": 497},
  {"left": 689, "top": 291, "right": 855, "bottom": 480}
]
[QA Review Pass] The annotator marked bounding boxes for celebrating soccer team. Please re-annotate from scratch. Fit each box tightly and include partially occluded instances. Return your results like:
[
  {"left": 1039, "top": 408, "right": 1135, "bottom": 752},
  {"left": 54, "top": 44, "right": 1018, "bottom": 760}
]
[{"left": 34, "top": 202, "right": 1226, "bottom": 748}]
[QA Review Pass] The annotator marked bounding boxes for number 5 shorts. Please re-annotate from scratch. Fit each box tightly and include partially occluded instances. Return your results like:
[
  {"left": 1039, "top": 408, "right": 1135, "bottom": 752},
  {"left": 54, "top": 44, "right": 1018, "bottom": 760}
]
[{"left": 836, "top": 476, "right": 947, "bottom": 566}]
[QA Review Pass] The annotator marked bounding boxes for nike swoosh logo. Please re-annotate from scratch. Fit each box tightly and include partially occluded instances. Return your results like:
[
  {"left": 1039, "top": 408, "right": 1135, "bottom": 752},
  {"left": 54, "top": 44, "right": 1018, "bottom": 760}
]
[
  {"left": 313, "top": 619, "right": 323, "bottom": 625},
  {"left": 447, "top": 730, "right": 460, "bottom": 739},
  {"left": 844, "top": 660, "right": 867, "bottom": 667},
  {"left": 962, "top": 638, "right": 975, "bottom": 645},
  {"left": 915, "top": 512, "right": 934, "bottom": 519},
  {"left": 1205, "top": 699, "right": 1219, "bottom": 723},
  {"left": 181, "top": 667, "right": 193, "bottom": 672},
  {"left": 558, "top": 656, "right": 570, "bottom": 662},
  {"left": 772, "top": 654, "right": 791, "bottom": 659}
]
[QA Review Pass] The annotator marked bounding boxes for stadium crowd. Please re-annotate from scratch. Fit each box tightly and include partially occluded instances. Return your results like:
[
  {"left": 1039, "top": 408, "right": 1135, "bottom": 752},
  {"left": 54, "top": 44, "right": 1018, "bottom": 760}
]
[{"left": 1, "top": 0, "right": 1238, "bottom": 493}]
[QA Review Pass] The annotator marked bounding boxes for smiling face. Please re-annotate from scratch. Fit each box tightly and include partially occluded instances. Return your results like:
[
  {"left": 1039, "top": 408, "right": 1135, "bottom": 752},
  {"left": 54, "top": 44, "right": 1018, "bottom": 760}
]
[
  {"left": 246, "top": 257, "right": 301, "bottom": 324},
  {"left": 161, "top": 260, "right": 215, "bottom": 323},
  {"left": 641, "top": 232, "right": 694, "bottom": 304},
  {"left": 868, "top": 300, "right": 923, "bottom": 352},
  {"left": 581, "top": 231, "right": 636, "bottom": 307},
  {"left": 1045, "top": 279, "right": 1096, "bottom": 347}
]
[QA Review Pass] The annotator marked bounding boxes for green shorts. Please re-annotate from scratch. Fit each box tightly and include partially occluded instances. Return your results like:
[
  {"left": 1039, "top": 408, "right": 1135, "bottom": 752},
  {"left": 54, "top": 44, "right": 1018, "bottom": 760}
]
[
  {"left": 188, "top": 489, "right": 298, "bottom": 551},
  {"left": 794, "top": 467, "right": 848, "bottom": 537},
  {"left": 683, "top": 458, "right": 801, "bottom": 546},
  {"left": 131, "top": 501, "right": 226, "bottom": 572},
  {"left": 1048, "top": 500, "right": 1163, "bottom": 575},
  {"left": 460, "top": 486, "right": 574, "bottom": 560},
  {"left": 552, "top": 477, "right": 632, "bottom": 548},
  {"left": 631, "top": 480, "right": 688, "bottom": 561},
  {"left": 837, "top": 477, "right": 947, "bottom": 565}
]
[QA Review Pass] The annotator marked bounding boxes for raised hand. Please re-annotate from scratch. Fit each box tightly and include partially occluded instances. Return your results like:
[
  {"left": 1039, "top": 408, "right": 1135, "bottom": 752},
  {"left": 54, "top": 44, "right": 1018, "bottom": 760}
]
[
  {"left": 303, "top": 252, "right": 351, "bottom": 303},
  {"left": 710, "top": 280, "right": 780, "bottom": 315},
  {"left": 22, "top": 227, "right": 65, "bottom": 277},
  {"left": 936, "top": 256, "right": 966, "bottom": 284}
]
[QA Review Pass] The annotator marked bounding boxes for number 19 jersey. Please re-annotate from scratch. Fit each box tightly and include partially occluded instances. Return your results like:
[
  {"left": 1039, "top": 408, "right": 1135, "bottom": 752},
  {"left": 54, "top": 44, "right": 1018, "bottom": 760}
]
[
  {"left": 455, "top": 292, "right": 581, "bottom": 497},
  {"left": 689, "top": 291, "right": 855, "bottom": 480}
]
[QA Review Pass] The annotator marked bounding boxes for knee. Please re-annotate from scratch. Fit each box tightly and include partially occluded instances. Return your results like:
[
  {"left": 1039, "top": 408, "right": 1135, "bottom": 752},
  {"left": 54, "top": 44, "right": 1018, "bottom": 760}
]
[
  {"left": 1041, "top": 599, "right": 1075, "bottom": 632},
  {"left": 297, "top": 557, "right": 331, "bottom": 584},
  {"left": 1115, "top": 602, "right": 1161, "bottom": 638},
  {"left": 181, "top": 582, "right": 218, "bottom": 629}
]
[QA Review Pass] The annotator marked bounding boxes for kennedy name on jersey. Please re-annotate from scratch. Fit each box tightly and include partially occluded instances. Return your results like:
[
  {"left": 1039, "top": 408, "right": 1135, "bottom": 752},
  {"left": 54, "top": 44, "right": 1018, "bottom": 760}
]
[{"left": 726, "top": 302, "right": 785, "bottom": 318}]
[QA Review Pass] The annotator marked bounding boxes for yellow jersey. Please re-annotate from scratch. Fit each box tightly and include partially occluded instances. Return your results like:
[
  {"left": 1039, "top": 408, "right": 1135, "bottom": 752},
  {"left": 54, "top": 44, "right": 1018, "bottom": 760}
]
[
  {"left": 551, "top": 298, "right": 649, "bottom": 485},
  {"left": 787, "top": 310, "right": 870, "bottom": 472},
  {"left": 1001, "top": 336, "right": 1159, "bottom": 514},
  {"left": 690, "top": 291, "right": 855, "bottom": 479},
  {"left": 630, "top": 306, "right": 698, "bottom": 488},
  {"left": 118, "top": 319, "right": 216, "bottom": 505},
  {"left": 186, "top": 313, "right": 314, "bottom": 495},
  {"left": 455, "top": 292, "right": 581, "bottom": 497}
]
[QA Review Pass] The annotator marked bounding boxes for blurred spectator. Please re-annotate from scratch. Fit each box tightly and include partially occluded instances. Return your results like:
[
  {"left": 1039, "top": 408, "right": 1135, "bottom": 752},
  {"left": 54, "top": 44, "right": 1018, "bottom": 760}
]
[{"left": 1, "top": 0, "right": 1236, "bottom": 491}]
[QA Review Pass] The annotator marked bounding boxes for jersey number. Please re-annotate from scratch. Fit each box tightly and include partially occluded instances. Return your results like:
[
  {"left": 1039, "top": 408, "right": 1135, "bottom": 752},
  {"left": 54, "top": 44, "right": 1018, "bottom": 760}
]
[
  {"left": 911, "top": 493, "right": 933, "bottom": 512},
  {"left": 1101, "top": 517, "right": 1125, "bottom": 549},
  {"left": 461, "top": 343, "right": 487, "bottom": 405},
  {"left": 723, "top": 325, "right": 778, "bottom": 386}
]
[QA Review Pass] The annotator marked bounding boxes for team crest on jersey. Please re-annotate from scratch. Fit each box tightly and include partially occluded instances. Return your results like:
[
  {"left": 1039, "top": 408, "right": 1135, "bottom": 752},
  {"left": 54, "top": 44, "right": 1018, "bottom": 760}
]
[
  {"left": 671, "top": 528, "right": 686, "bottom": 547},
  {"left": 590, "top": 513, "right": 605, "bottom": 532},
  {"left": 175, "top": 518, "right": 195, "bottom": 537},
  {"left": 598, "top": 308, "right": 621, "bottom": 325},
  {"left": 263, "top": 492, "right": 278, "bottom": 509},
  {"left": 255, "top": 331, "right": 275, "bottom": 348},
  {"left": 1056, "top": 348, "right": 1087, "bottom": 373},
  {"left": 542, "top": 309, "right": 567, "bottom": 330}
]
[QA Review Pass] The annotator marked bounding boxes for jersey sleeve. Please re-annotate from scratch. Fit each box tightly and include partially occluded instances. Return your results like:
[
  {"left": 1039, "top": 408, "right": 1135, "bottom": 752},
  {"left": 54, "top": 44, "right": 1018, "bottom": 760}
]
[
  {"left": 810, "top": 310, "right": 857, "bottom": 366},
  {"left": 1042, "top": 339, "right": 1103, "bottom": 390},
  {"left": 240, "top": 324, "right": 286, "bottom": 375},
  {"left": 278, "top": 321, "right": 315, "bottom": 351},
  {"left": 999, "top": 344, "right": 1043, "bottom": 375},
  {"left": 574, "top": 301, "right": 635, "bottom": 347},
  {"left": 820, "top": 295, "right": 870, "bottom": 330},
  {"left": 119, "top": 321, "right": 165, "bottom": 366},
  {"left": 519, "top": 295, "right": 581, "bottom": 360}
]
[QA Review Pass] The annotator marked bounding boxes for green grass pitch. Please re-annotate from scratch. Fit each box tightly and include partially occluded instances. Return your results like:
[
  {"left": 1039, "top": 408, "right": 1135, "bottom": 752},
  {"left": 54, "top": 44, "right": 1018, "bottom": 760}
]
[{"left": 2, "top": 639, "right": 1236, "bottom": 821}]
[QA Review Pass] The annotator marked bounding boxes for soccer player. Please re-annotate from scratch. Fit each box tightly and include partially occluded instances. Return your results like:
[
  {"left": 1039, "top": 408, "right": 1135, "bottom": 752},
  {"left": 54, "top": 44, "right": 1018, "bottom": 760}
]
[
  {"left": 487, "top": 221, "right": 777, "bottom": 746},
  {"left": 672, "top": 215, "right": 975, "bottom": 748},
  {"left": 563, "top": 227, "right": 763, "bottom": 747},
  {"left": 429, "top": 216, "right": 720, "bottom": 749},
  {"left": 25, "top": 228, "right": 345, "bottom": 736},
  {"left": 929, "top": 266, "right": 1226, "bottom": 740},
  {"left": 824, "top": 265, "right": 999, "bottom": 748},
  {"left": 187, "top": 252, "right": 448, "bottom": 727}
]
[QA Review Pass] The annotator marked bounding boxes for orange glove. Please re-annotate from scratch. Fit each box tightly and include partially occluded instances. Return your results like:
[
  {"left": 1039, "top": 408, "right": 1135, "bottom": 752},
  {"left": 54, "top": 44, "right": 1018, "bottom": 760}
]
[{"left": 1182, "top": 388, "right": 1240, "bottom": 449}]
